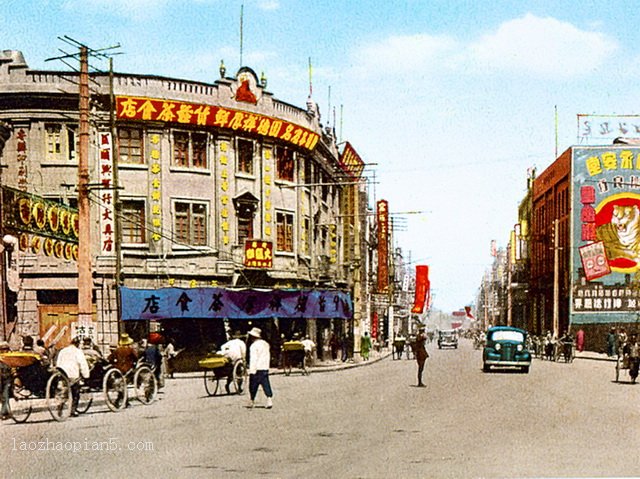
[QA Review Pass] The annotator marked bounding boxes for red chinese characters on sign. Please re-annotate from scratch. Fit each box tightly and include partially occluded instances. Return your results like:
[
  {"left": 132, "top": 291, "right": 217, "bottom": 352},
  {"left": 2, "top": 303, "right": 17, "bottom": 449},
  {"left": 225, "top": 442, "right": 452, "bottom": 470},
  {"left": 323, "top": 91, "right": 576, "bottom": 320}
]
[
  {"left": 116, "top": 96, "right": 319, "bottom": 151},
  {"left": 244, "top": 240, "right": 273, "bottom": 268},
  {"left": 377, "top": 200, "right": 389, "bottom": 292},
  {"left": 411, "top": 265, "right": 430, "bottom": 314},
  {"left": 579, "top": 241, "right": 611, "bottom": 281},
  {"left": 98, "top": 133, "right": 115, "bottom": 254},
  {"left": 580, "top": 186, "right": 597, "bottom": 242}
]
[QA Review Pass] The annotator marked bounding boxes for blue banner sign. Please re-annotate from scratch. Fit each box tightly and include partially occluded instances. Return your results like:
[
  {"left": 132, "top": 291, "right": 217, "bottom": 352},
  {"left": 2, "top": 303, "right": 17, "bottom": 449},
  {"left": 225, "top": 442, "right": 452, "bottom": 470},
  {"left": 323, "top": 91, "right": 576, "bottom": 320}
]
[{"left": 120, "top": 287, "right": 353, "bottom": 321}]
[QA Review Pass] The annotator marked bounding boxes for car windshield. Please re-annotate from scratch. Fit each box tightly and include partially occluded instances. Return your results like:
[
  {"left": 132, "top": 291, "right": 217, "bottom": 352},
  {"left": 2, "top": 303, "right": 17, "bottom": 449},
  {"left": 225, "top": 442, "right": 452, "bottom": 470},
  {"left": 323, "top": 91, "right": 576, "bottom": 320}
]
[{"left": 490, "top": 330, "right": 524, "bottom": 342}]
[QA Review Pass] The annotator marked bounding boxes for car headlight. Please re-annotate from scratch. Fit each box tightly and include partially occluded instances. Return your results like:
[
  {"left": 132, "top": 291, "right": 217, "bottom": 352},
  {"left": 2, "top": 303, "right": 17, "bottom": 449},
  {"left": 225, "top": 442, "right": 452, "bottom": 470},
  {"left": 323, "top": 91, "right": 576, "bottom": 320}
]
[
  {"left": 517, "top": 344, "right": 523, "bottom": 352},
  {"left": 495, "top": 343, "right": 501, "bottom": 351}
]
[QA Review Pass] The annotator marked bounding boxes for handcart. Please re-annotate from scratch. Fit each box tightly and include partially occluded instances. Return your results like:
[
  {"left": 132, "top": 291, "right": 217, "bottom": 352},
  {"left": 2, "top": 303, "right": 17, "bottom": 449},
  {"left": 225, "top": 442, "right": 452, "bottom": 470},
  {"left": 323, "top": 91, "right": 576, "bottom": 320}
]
[
  {"left": 0, "top": 351, "right": 73, "bottom": 423},
  {"left": 198, "top": 354, "right": 246, "bottom": 396},
  {"left": 281, "top": 341, "right": 310, "bottom": 376}
]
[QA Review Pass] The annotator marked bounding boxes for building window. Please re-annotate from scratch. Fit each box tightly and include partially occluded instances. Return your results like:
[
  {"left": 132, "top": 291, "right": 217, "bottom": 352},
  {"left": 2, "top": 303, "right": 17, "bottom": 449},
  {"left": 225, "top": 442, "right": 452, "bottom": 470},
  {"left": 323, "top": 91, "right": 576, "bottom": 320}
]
[
  {"left": 121, "top": 200, "right": 146, "bottom": 244},
  {"left": 303, "top": 156, "right": 312, "bottom": 185},
  {"left": 238, "top": 215, "right": 254, "bottom": 245},
  {"left": 45, "top": 123, "right": 76, "bottom": 162},
  {"left": 173, "top": 131, "right": 208, "bottom": 169},
  {"left": 276, "top": 211, "right": 294, "bottom": 252},
  {"left": 275, "top": 146, "right": 294, "bottom": 182},
  {"left": 237, "top": 138, "right": 254, "bottom": 174},
  {"left": 118, "top": 127, "right": 143, "bottom": 164},
  {"left": 174, "top": 202, "right": 207, "bottom": 246}
]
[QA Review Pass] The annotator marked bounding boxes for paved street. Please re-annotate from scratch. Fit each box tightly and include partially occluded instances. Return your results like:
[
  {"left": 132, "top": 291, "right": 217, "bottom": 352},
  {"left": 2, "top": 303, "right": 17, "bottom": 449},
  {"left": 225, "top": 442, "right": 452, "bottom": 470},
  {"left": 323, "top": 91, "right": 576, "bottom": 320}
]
[{"left": 4, "top": 339, "right": 640, "bottom": 478}]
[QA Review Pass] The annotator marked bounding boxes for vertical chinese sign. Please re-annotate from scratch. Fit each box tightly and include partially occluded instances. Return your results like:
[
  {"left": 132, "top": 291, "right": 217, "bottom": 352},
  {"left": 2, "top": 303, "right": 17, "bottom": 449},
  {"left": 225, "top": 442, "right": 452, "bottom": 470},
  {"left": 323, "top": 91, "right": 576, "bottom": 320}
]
[
  {"left": 149, "top": 133, "right": 163, "bottom": 249},
  {"left": 219, "top": 140, "right": 230, "bottom": 247},
  {"left": 263, "top": 148, "right": 273, "bottom": 240},
  {"left": 98, "top": 132, "right": 115, "bottom": 255},
  {"left": 411, "top": 265, "right": 430, "bottom": 314},
  {"left": 377, "top": 199, "right": 389, "bottom": 292}
]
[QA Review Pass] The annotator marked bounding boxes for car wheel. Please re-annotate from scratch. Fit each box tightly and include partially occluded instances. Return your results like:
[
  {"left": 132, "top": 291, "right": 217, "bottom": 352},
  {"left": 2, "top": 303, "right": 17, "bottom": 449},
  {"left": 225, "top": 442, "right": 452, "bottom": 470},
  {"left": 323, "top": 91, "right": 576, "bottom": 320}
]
[
  {"left": 483, "top": 363, "right": 490, "bottom": 372},
  {"left": 521, "top": 366, "right": 530, "bottom": 374}
]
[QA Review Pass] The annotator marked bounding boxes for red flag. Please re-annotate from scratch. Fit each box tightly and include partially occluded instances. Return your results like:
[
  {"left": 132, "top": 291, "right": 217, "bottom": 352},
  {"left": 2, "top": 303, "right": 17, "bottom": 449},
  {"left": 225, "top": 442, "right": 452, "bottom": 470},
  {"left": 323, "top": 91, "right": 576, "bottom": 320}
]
[{"left": 411, "top": 265, "right": 430, "bottom": 314}]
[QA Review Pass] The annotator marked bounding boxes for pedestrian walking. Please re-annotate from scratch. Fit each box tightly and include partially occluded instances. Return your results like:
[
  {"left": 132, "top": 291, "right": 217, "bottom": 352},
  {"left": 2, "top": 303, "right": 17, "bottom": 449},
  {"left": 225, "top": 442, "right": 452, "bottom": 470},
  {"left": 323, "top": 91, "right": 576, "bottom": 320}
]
[
  {"left": 56, "top": 337, "right": 90, "bottom": 417},
  {"left": 360, "top": 331, "right": 372, "bottom": 361},
  {"left": 247, "top": 327, "right": 273, "bottom": 409},
  {"left": 576, "top": 328, "right": 585, "bottom": 352},
  {"left": 607, "top": 328, "right": 617, "bottom": 357},
  {"left": 625, "top": 333, "right": 640, "bottom": 383},
  {"left": 413, "top": 326, "right": 429, "bottom": 387}
]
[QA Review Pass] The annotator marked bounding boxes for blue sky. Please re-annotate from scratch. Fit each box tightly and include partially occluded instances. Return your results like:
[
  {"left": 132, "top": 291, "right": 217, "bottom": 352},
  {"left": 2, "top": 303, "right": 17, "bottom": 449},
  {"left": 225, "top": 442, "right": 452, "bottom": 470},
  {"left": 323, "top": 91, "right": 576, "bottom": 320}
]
[{"left": 3, "top": 0, "right": 640, "bottom": 312}]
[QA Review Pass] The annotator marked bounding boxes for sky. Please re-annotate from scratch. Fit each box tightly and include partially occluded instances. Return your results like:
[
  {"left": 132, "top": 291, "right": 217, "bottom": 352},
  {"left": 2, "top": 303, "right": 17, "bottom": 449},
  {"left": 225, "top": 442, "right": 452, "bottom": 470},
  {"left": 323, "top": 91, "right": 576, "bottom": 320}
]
[{"left": 2, "top": 0, "right": 639, "bottom": 313}]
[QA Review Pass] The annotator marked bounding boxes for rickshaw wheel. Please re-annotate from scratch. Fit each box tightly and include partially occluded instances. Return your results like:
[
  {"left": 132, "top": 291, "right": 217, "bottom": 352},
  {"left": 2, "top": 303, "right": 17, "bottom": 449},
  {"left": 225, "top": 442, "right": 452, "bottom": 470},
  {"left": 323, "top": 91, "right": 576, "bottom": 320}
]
[
  {"left": 46, "top": 370, "right": 72, "bottom": 422},
  {"left": 283, "top": 357, "right": 292, "bottom": 376},
  {"left": 103, "top": 368, "right": 127, "bottom": 412},
  {"left": 76, "top": 384, "right": 93, "bottom": 414},
  {"left": 133, "top": 365, "right": 158, "bottom": 405},
  {"left": 204, "top": 369, "right": 220, "bottom": 396},
  {"left": 230, "top": 360, "right": 246, "bottom": 395},
  {"left": 9, "top": 377, "right": 32, "bottom": 423}
]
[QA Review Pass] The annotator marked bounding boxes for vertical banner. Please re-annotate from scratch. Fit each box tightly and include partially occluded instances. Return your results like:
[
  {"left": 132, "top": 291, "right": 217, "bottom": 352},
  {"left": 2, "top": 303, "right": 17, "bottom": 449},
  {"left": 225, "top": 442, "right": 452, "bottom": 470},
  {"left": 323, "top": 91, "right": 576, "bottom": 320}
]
[
  {"left": 98, "top": 132, "right": 115, "bottom": 255},
  {"left": 371, "top": 311, "right": 379, "bottom": 341},
  {"left": 411, "top": 265, "right": 430, "bottom": 314},
  {"left": 377, "top": 199, "right": 389, "bottom": 292}
]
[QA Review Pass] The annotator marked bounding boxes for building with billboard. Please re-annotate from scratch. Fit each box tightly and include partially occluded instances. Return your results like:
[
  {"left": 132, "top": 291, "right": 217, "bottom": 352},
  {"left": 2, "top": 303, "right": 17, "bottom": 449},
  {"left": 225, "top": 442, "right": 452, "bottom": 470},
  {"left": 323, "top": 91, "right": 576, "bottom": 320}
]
[
  {"left": 529, "top": 144, "right": 640, "bottom": 350},
  {"left": 0, "top": 49, "right": 368, "bottom": 360}
]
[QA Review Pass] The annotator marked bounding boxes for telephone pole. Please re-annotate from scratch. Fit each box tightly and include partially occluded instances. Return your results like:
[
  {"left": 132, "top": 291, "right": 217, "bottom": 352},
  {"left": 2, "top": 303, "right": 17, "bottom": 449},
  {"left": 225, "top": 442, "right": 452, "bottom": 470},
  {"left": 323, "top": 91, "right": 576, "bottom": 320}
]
[{"left": 552, "top": 218, "right": 560, "bottom": 338}]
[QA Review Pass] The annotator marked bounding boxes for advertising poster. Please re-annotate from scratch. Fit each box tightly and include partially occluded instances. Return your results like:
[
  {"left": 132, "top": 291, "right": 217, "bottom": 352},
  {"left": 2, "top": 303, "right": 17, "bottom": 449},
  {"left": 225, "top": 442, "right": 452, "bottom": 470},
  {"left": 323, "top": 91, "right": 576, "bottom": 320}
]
[{"left": 571, "top": 147, "right": 640, "bottom": 320}]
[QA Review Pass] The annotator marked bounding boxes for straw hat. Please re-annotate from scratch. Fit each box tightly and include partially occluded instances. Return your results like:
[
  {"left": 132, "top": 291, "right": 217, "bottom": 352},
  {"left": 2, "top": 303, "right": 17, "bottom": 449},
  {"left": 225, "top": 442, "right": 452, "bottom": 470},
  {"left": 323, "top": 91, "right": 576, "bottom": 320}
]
[
  {"left": 248, "top": 327, "right": 262, "bottom": 338},
  {"left": 118, "top": 333, "right": 134, "bottom": 346}
]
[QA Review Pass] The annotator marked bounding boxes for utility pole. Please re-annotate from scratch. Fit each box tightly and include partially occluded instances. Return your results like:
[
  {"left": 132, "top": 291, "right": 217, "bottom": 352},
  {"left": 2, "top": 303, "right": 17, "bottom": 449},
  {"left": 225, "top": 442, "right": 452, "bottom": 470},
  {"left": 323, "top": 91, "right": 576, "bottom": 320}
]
[
  {"left": 552, "top": 218, "right": 559, "bottom": 338},
  {"left": 77, "top": 45, "right": 92, "bottom": 328},
  {"left": 46, "top": 37, "right": 121, "bottom": 339},
  {"left": 0, "top": 121, "right": 11, "bottom": 341},
  {"left": 507, "top": 242, "right": 512, "bottom": 327}
]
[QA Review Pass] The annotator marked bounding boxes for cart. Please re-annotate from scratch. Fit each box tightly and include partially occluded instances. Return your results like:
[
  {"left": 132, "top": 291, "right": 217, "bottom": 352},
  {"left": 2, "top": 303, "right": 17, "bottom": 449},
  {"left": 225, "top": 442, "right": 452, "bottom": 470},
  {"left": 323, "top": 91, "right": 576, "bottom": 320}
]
[
  {"left": 281, "top": 341, "right": 310, "bottom": 376},
  {"left": 198, "top": 354, "right": 246, "bottom": 396},
  {"left": 74, "top": 358, "right": 139, "bottom": 414},
  {"left": 1, "top": 351, "right": 73, "bottom": 423}
]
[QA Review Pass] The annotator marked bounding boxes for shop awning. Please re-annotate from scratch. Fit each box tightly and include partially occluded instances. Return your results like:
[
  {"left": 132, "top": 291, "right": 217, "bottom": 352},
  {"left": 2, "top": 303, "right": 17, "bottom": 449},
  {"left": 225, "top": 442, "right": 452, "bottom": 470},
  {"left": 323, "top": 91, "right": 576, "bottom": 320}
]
[{"left": 120, "top": 287, "right": 353, "bottom": 321}]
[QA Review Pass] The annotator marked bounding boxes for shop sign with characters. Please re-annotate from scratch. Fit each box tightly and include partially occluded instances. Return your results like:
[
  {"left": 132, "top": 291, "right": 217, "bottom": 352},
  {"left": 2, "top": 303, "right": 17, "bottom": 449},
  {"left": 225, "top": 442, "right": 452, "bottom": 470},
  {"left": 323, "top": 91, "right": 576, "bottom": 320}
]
[{"left": 572, "top": 147, "right": 640, "bottom": 315}]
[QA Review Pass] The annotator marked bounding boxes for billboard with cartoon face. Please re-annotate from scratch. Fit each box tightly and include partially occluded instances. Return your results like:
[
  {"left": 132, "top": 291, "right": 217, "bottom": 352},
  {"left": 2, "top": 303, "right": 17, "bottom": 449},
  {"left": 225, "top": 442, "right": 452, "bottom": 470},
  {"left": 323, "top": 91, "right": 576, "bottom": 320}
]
[{"left": 571, "top": 147, "right": 640, "bottom": 322}]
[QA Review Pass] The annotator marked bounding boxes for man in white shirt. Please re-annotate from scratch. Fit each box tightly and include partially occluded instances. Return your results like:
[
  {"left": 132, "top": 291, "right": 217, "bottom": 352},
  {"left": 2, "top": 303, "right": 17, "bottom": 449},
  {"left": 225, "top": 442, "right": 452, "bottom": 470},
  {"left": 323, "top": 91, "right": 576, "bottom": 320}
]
[
  {"left": 217, "top": 331, "right": 247, "bottom": 394},
  {"left": 301, "top": 336, "right": 316, "bottom": 366},
  {"left": 56, "top": 337, "right": 90, "bottom": 417},
  {"left": 247, "top": 327, "right": 273, "bottom": 409}
]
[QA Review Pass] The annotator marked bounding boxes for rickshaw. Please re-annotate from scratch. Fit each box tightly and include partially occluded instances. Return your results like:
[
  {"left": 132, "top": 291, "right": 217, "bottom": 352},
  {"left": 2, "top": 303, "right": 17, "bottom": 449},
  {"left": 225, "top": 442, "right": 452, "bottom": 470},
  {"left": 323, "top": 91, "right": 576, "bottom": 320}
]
[
  {"left": 281, "top": 340, "right": 310, "bottom": 376},
  {"left": 198, "top": 354, "right": 246, "bottom": 396},
  {"left": 1, "top": 351, "right": 73, "bottom": 423},
  {"left": 76, "top": 357, "right": 153, "bottom": 414}
]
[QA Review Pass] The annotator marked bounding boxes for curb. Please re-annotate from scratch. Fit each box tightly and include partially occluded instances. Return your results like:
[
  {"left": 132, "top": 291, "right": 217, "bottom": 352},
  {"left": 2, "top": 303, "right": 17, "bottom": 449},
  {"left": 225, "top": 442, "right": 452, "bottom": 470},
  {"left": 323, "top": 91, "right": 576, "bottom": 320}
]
[{"left": 169, "top": 351, "right": 393, "bottom": 379}]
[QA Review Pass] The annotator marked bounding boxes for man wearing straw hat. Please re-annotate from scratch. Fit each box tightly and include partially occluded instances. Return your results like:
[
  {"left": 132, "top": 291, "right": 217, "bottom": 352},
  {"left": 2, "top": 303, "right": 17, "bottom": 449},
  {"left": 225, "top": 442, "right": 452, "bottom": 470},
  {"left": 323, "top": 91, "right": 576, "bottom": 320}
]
[
  {"left": 247, "top": 327, "right": 273, "bottom": 409},
  {"left": 108, "top": 333, "right": 138, "bottom": 375}
]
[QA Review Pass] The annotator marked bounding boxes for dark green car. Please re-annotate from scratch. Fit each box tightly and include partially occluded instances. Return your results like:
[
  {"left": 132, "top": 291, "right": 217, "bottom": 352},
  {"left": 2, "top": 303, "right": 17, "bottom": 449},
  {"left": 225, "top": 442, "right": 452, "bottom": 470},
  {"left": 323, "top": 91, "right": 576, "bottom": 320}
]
[{"left": 482, "top": 326, "right": 531, "bottom": 373}]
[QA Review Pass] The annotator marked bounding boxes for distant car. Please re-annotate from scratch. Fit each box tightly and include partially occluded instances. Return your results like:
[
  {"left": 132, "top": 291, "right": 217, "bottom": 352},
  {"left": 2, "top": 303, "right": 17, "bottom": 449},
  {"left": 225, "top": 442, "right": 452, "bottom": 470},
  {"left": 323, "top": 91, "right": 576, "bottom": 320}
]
[
  {"left": 437, "top": 330, "right": 458, "bottom": 349},
  {"left": 482, "top": 326, "right": 531, "bottom": 373}
]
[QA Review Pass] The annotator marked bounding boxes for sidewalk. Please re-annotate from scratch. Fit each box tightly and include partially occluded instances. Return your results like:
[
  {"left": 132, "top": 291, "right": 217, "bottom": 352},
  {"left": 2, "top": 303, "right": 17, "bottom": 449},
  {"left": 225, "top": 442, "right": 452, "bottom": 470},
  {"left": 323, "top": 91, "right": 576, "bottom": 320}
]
[{"left": 574, "top": 350, "right": 617, "bottom": 362}]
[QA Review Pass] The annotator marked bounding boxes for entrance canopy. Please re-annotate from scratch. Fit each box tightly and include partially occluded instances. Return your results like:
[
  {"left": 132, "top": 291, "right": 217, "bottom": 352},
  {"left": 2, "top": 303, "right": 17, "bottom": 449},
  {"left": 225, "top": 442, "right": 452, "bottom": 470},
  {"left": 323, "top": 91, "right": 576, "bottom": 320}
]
[{"left": 120, "top": 287, "right": 353, "bottom": 321}]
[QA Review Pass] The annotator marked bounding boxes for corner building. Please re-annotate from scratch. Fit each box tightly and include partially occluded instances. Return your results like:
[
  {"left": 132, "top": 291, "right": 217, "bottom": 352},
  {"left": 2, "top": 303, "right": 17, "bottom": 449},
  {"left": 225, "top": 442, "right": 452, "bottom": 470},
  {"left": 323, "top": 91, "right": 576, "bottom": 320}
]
[{"left": 0, "top": 50, "right": 363, "bottom": 358}]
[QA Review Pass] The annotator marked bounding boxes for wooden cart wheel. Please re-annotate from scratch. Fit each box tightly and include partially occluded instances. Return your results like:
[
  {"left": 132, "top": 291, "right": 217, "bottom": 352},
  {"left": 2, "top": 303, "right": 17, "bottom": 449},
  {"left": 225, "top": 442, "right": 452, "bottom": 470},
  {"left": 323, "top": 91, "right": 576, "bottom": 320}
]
[
  {"left": 46, "top": 370, "right": 72, "bottom": 422},
  {"left": 204, "top": 369, "right": 219, "bottom": 396},
  {"left": 9, "top": 377, "right": 32, "bottom": 423},
  {"left": 103, "top": 368, "right": 127, "bottom": 412},
  {"left": 133, "top": 365, "right": 158, "bottom": 405}
]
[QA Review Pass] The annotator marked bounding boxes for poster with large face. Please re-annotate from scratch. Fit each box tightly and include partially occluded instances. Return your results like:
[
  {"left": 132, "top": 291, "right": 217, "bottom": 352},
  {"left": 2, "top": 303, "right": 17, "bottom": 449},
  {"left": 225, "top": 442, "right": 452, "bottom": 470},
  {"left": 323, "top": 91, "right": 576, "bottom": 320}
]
[{"left": 572, "top": 147, "right": 640, "bottom": 319}]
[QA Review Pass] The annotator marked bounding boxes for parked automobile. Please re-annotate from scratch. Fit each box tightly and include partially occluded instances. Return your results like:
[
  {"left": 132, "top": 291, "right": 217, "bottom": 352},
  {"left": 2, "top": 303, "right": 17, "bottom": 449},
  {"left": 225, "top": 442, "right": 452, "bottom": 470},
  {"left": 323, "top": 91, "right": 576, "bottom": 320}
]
[
  {"left": 482, "top": 326, "right": 531, "bottom": 373},
  {"left": 437, "top": 330, "right": 458, "bottom": 349}
]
